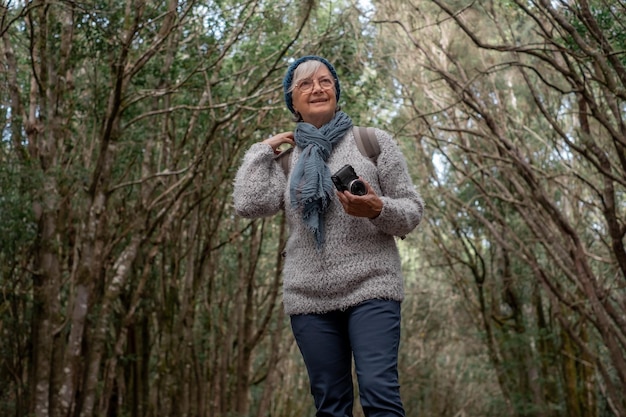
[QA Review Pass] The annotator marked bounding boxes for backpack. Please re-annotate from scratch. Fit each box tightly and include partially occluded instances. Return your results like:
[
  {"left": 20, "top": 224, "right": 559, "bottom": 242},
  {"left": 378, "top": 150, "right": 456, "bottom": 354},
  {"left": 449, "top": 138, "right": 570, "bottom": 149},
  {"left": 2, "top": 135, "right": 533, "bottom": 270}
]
[{"left": 276, "top": 126, "right": 380, "bottom": 175}]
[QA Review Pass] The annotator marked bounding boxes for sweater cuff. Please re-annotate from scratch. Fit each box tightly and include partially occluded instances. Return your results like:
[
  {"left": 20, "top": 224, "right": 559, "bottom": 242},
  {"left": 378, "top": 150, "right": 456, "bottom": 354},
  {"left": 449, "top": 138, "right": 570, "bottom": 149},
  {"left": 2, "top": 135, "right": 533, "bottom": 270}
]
[{"left": 368, "top": 197, "right": 412, "bottom": 238}]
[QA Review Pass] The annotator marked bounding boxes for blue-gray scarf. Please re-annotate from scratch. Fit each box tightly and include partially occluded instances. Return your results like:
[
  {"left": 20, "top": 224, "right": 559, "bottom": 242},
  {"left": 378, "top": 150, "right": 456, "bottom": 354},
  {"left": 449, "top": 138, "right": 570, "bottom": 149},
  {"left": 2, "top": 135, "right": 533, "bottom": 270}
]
[{"left": 290, "top": 111, "right": 353, "bottom": 248}]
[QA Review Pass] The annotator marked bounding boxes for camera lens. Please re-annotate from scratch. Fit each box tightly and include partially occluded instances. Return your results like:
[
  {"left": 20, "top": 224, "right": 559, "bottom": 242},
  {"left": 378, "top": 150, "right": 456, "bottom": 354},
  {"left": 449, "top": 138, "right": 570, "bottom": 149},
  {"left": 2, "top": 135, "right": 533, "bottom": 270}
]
[{"left": 349, "top": 179, "right": 367, "bottom": 196}]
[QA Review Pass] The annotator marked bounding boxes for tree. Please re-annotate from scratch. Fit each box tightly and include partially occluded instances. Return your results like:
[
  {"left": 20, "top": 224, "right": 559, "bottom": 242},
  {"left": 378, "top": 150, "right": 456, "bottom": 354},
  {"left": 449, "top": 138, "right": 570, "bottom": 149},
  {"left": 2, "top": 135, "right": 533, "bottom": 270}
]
[
  {"left": 1, "top": 0, "right": 399, "bottom": 416},
  {"left": 373, "top": 0, "right": 626, "bottom": 415}
]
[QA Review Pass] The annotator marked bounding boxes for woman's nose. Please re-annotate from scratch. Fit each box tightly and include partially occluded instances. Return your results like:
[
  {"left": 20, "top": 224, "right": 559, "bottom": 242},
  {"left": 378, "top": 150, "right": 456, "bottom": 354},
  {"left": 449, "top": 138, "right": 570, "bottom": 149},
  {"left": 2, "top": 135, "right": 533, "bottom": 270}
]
[{"left": 311, "top": 79, "right": 324, "bottom": 91}]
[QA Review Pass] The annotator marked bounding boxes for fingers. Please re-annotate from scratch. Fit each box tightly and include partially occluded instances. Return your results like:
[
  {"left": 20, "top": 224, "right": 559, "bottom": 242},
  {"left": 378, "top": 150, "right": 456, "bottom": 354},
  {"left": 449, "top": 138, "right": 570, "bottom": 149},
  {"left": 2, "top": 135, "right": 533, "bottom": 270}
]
[
  {"left": 263, "top": 131, "right": 295, "bottom": 153},
  {"left": 337, "top": 178, "right": 377, "bottom": 199},
  {"left": 336, "top": 178, "right": 383, "bottom": 218}
]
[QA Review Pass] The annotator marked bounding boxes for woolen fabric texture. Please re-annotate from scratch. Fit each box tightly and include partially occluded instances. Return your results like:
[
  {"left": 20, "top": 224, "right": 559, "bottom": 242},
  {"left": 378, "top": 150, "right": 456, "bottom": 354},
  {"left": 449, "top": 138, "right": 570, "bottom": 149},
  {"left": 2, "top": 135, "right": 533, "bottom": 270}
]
[
  {"left": 283, "top": 55, "right": 341, "bottom": 115},
  {"left": 233, "top": 128, "right": 424, "bottom": 315},
  {"left": 290, "top": 111, "right": 353, "bottom": 249}
]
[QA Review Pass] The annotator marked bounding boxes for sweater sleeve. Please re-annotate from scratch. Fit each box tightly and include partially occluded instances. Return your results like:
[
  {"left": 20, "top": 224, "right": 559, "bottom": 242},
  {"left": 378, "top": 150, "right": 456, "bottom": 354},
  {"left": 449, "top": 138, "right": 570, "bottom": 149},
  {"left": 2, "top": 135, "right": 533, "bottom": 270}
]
[
  {"left": 232, "top": 142, "right": 288, "bottom": 218},
  {"left": 368, "top": 129, "right": 424, "bottom": 237}
]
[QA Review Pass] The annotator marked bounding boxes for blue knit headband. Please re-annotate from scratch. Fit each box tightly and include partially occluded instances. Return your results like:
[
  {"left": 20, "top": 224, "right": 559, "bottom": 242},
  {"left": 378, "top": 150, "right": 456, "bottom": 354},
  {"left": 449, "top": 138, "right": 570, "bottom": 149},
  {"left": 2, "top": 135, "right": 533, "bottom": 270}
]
[{"left": 283, "top": 56, "right": 341, "bottom": 115}]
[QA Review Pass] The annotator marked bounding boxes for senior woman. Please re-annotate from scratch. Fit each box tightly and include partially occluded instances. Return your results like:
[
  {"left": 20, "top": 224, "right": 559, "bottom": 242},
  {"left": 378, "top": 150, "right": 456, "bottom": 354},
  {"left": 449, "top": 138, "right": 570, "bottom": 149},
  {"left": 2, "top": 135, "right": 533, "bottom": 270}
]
[{"left": 233, "top": 55, "right": 423, "bottom": 417}]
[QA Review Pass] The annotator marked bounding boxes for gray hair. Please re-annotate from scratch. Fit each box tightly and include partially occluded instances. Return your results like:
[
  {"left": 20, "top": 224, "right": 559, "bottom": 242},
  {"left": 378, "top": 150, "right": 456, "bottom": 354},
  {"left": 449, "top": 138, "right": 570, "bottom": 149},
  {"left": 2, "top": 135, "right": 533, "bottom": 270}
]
[{"left": 288, "top": 60, "right": 327, "bottom": 94}]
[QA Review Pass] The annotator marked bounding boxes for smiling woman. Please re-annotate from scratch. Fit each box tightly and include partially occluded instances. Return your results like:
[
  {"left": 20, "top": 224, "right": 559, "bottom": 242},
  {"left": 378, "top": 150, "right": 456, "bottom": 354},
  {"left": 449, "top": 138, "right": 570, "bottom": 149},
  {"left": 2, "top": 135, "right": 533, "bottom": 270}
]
[{"left": 233, "top": 55, "right": 424, "bottom": 417}]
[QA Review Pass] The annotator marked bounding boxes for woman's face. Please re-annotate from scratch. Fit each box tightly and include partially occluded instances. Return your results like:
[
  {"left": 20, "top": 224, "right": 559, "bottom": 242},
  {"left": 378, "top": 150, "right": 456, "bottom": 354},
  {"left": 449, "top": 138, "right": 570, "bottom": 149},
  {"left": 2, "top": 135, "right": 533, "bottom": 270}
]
[{"left": 291, "top": 66, "right": 337, "bottom": 128}]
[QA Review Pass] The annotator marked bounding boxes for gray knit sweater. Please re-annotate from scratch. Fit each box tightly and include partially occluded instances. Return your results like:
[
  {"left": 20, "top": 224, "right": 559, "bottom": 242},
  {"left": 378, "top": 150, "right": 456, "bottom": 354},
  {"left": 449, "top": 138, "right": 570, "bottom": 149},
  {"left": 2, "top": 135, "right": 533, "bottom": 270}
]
[{"left": 233, "top": 128, "right": 424, "bottom": 315}]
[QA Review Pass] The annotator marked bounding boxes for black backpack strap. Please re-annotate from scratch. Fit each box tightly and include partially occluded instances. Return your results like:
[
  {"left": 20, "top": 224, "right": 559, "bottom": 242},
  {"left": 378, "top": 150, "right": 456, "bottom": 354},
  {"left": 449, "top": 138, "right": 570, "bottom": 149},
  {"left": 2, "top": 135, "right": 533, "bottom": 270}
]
[{"left": 353, "top": 126, "right": 380, "bottom": 164}]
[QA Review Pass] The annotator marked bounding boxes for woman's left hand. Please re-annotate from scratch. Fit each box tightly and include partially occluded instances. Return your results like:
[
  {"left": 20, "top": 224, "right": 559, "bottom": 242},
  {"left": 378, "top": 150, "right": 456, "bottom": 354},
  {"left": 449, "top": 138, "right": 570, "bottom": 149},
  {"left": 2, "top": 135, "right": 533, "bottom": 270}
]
[{"left": 335, "top": 178, "right": 383, "bottom": 219}]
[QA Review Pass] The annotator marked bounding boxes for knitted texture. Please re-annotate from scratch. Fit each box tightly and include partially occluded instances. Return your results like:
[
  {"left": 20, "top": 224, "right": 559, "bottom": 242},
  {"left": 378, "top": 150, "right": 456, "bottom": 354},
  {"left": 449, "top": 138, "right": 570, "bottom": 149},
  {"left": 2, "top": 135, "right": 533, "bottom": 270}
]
[
  {"left": 283, "top": 56, "right": 341, "bottom": 115},
  {"left": 233, "top": 128, "right": 424, "bottom": 315}
]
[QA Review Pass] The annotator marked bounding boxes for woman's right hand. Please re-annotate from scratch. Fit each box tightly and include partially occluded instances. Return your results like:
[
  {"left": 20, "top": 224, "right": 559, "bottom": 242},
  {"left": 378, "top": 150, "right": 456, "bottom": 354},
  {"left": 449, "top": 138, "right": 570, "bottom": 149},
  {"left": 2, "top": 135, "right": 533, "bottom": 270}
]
[{"left": 263, "top": 131, "right": 295, "bottom": 154}]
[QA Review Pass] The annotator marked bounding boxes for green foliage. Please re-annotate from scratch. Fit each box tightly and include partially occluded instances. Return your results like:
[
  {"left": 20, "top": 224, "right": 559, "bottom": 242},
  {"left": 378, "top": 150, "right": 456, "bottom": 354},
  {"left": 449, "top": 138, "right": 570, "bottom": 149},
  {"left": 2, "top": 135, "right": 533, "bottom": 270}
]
[
  {"left": 2, "top": 0, "right": 399, "bottom": 415},
  {"left": 0, "top": 160, "right": 38, "bottom": 258},
  {"left": 10, "top": 0, "right": 613, "bottom": 416},
  {"left": 0, "top": 157, "right": 36, "bottom": 416},
  {"left": 563, "top": 0, "right": 626, "bottom": 66}
]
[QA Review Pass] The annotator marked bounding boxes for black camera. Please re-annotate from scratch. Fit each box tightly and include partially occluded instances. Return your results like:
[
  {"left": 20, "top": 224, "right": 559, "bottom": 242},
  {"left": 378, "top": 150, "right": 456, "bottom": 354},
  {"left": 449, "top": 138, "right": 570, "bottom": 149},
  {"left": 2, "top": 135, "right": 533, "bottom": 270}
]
[{"left": 331, "top": 164, "right": 367, "bottom": 196}]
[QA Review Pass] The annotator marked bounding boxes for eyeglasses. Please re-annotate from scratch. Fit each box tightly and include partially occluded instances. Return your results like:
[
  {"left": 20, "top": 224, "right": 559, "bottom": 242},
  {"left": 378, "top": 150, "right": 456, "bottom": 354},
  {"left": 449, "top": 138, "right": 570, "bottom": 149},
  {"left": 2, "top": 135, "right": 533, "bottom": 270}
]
[{"left": 296, "top": 77, "right": 335, "bottom": 93}]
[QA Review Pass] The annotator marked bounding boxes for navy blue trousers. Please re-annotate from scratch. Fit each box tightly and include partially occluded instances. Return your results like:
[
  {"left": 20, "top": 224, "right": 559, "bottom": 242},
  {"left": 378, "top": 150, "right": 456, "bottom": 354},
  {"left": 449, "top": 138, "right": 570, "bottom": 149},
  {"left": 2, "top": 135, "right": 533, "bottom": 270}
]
[{"left": 290, "top": 299, "right": 405, "bottom": 417}]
